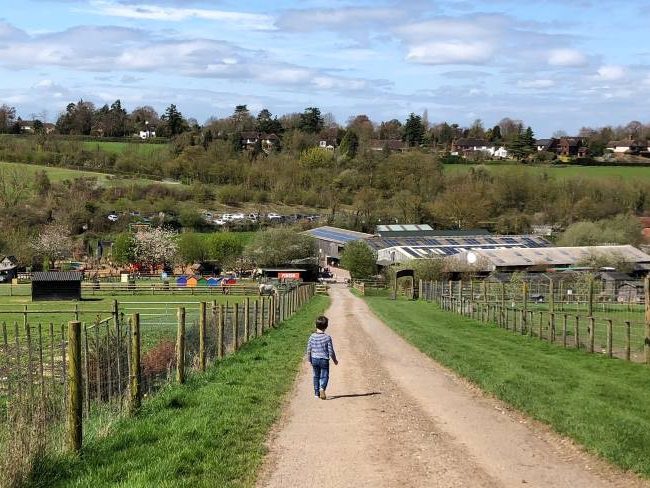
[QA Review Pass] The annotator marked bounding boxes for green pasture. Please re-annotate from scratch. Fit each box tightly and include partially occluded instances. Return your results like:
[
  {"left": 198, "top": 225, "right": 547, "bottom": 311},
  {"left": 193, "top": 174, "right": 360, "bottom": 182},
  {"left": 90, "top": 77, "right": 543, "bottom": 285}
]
[
  {"left": 82, "top": 141, "right": 167, "bottom": 156},
  {"left": 364, "top": 296, "right": 650, "bottom": 478},
  {"left": 0, "top": 160, "right": 180, "bottom": 187},
  {"left": 444, "top": 163, "right": 650, "bottom": 181},
  {"left": 0, "top": 160, "right": 111, "bottom": 183},
  {"left": 0, "top": 292, "right": 261, "bottom": 340}
]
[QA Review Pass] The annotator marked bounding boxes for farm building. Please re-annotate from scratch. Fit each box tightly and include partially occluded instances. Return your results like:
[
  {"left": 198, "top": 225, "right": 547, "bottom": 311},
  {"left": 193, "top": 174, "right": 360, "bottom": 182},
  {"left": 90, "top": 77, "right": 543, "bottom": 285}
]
[
  {"left": 304, "top": 226, "right": 374, "bottom": 265},
  {"left": 305, "top": 225, "right": 553, "bottom": 267},
  {"left": 259, "top": 268, "right": 307, "bottom": 281},
  {"left": 32, "top": 272, "right": 82, "bottom": 301},
  {"left": 0, "top": 256, "right": 18, "bottom": 283},
  {"left": 372, "top": 235, "right": 552, "bottom": 265},
  {"left": 450, "top": 245, "right": 650, "bottom": 275}
]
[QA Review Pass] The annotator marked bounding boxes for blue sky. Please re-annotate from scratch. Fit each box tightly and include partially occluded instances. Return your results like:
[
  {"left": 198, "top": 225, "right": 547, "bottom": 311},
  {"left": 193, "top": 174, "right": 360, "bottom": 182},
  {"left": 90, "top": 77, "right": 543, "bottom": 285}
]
[{"left": 1, "top": 0, "right": 649, "bottom": 136}]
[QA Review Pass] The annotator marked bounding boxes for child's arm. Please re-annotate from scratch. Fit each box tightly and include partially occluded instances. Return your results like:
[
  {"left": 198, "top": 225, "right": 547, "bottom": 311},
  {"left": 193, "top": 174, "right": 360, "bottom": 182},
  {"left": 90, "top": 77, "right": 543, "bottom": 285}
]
[
  {"left": 305, "top": 335, "right": 312, "bottom": 362},
  {"left": 328, "top": 337, "right": 338, "bottom": 365}
]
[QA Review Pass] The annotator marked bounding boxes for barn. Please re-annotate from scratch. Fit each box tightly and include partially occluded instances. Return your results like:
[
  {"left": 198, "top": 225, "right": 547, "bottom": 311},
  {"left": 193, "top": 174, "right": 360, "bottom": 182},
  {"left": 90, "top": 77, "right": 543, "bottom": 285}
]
[{"left": 32, "top": 271, "right": 82, "bottom": 301}]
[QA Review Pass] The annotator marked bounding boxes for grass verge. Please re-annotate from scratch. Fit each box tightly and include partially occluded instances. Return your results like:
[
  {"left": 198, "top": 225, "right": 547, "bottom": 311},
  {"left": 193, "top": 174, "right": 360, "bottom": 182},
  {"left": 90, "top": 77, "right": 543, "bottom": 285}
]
[
  {"left": 364, "top": 296, "right": 650, "bottom": 478},
  {"left": 33, "top": 295, "right": 329, "bottom": 488}
]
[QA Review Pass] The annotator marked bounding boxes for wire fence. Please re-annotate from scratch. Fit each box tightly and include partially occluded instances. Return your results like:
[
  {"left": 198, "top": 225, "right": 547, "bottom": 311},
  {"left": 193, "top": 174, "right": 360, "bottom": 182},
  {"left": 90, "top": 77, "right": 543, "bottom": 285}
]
[
  {"left": 420, "top": 278, "right": 650, "bottom": 363},
  {"left": 0, "top": 283, "right": 316, "bottom": 453}
]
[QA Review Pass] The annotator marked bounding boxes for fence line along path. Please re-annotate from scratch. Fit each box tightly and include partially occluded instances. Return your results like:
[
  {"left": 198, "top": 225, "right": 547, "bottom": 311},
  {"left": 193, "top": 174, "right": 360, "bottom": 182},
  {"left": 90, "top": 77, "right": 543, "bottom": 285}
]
[
  {"left": 420, "top": 277, "right": 650, "bottom": 363},
  {"left": 0, "top": 284, "right": 316, "bottom": 453}
]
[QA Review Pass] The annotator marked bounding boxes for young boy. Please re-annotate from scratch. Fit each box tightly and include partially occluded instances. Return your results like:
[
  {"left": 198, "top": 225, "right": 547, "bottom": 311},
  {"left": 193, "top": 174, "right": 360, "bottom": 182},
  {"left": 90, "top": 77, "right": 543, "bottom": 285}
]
[{"left": 306, "top": 315, "right": 338, "bottom": 400}]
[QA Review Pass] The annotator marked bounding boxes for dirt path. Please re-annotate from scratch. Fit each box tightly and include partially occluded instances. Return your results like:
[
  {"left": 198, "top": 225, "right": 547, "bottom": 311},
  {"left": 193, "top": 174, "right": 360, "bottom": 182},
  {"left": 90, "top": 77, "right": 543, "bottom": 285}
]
[{"left": 257, "top": 286, "right": 649, "bottom": 488}]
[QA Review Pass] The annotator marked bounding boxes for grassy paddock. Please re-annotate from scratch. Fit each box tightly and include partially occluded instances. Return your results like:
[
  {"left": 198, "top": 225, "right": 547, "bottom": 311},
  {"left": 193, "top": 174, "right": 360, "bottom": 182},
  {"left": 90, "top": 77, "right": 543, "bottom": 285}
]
[
  {"left": 364, "top": 296, "right": 650, "bottom": 477},
  {"left": 444, "top": 163, "right": 650, "bottom": 181},
  {"left": 33, "top": 295, "right": 328, "bottom": 488}
]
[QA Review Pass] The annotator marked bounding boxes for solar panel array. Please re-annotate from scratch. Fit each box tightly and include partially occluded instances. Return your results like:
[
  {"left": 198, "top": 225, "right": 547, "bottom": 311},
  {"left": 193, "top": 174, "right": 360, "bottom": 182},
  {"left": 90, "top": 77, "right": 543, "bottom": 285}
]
[
  {"left": 306, "top": 226, "right": 373, "bottom": 244},
  {"left": 387, "top": 244, "right": 542, "bottom": 259},
  {"left": 366, "top": 235, "right": 551, "bottom": 252}
]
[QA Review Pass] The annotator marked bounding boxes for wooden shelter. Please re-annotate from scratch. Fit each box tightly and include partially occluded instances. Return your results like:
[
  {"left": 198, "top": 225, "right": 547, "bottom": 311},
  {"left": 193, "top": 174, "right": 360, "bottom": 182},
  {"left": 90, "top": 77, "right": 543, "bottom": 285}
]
[{"left": 32, "top": 271, "right": 82, "bottom": 301}]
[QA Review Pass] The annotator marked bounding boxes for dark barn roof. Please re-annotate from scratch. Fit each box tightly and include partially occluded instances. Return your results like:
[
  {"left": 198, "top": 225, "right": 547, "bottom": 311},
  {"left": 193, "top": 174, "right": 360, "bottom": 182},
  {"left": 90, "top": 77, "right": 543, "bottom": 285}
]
[{"left": 32, "top": 271, "right": 83, "bottom": 282}]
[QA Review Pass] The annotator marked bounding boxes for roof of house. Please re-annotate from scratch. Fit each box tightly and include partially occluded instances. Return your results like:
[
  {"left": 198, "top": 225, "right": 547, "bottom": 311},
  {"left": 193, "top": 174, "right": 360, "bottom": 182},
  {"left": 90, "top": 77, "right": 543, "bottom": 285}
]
[
  {"left": 32, "top": 271, "right": 83, "bottom": 282},
  {"left": 376, "top": 224, "right": 433, "bottom": 237},
  {"left": 607, "top": 140, "right": 648, "bottom": 147}
]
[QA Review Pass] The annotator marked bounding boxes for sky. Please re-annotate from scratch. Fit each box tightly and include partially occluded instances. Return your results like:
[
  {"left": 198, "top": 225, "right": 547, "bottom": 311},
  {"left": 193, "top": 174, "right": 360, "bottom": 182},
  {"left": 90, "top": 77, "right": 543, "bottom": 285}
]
[{"left": 0, "top": 0, "right": 649, "bottom": 136}]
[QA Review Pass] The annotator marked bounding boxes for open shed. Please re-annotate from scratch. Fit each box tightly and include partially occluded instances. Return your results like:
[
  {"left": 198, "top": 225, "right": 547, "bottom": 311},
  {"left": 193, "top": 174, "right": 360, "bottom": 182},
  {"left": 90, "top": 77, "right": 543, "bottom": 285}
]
[{"left": 32, "top": 271, "right": 82, "bottom": 301}]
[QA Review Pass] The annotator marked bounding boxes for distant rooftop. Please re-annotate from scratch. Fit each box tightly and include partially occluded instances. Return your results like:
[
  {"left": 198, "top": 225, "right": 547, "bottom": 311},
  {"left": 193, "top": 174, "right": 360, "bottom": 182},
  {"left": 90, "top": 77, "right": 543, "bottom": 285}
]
[{"left": 304, "top": 226, "right": 374, "bottom": 245}]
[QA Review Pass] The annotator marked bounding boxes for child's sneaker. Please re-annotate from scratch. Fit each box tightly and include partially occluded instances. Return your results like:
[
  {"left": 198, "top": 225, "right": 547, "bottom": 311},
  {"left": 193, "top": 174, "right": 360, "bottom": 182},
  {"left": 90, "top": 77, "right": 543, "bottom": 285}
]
[{"left": 319, "top": 389, "right": 326, "bottom": 400}]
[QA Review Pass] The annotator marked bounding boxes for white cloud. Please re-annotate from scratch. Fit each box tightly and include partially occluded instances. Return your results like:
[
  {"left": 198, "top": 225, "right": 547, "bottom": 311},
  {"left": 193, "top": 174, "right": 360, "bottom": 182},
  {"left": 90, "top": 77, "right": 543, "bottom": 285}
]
[
  {"left": 406, "top": 41, "right": 494, "bottom": 65},
  {"left": 597, "top": 65, "right": 625, "bottom": 80},
  {"left": 87, "top": 1, "right": 275, "bottom": 31},
  {"left": 517, "top": 79, "right": 555, "bottom": 89},
  {"left": 547, "top": 48, "right": 587, "bottom": 67},
  {"left": 276, "top": 7, "right": 403, "bottom": 32}
]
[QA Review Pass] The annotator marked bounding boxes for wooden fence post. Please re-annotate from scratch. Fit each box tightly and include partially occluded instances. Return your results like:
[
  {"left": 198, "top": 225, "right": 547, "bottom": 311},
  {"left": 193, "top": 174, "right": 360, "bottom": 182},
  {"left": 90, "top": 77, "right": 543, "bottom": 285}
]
[
  {"left": 129, "top": 314, "right": 141, "bottom": 414},
  {"left": 244, "top": 298, "right": 250, "bottom": 342},
  {"left": 66, "top": 321, "right": 82, "bottom": 453},
  {"left": 588, "top": 317, "right": 595, "bottom": 353},
  {"left": 254, "top": 299, "right": 260, "bottom": 338},
  {"left": 606, "top": 319, "right": 613, "bottom": 358},
  {"left": 176, "top": 307, "right": 186, "bottom": 384},
  {"left": 522, "top": 282, "right": 528, "bottom": 334},
  {"left": 625, "top": 320, "right": 631, "bottom": 361},
  {"left": 645, "top": 276, "right": 650, "bottom": 365},
  {"left": 538, "top": 311, "right": 543, "bottom": 340},
  {"left": 549, "top": 313, "right": 555, "bottom": 343},
  {"left": 588, "top": 276, "right": 595, "bottom": 319},
  {"left": 218, "top": 304, "right": 224, "bottom": 359},
  {"left": 574, "top": 316, "right": 580, "bottom": 349},
  {"left": 199, "top": 302, "right": 206, "bottom": 372},
  {"left": 233, "top": 303, "right": 239, "bottom": 350}
]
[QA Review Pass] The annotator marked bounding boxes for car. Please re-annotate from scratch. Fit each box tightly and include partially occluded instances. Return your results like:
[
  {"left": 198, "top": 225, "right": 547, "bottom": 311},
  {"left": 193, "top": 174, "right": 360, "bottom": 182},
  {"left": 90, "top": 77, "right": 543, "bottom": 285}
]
[
  {"left": 231, "top": 213, "right": 245, "bottom": 220},
  {"left": 222, "top": 213, "right": 233, "bottom": 221},
  {"left": 107, "top": 214, "right": 119, "bottom": 222},
  {"left": 267, "top": 212, "right": 282, "bottom": 220},
  {"left": 213, "top": 219, "right": 226, "bottom": 226}
]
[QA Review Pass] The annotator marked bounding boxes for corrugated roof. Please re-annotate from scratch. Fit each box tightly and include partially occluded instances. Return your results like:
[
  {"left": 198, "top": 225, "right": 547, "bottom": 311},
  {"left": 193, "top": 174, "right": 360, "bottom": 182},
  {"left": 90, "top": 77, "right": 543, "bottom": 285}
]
[
  {"left": 453, "top": 246, "right": 650, "bottom": 269},
  {"left": 376, "top": 224, "right": 433, "bottom": 232},
  {"left": 32, "top": 271, "right": 83, "bottom": 282},
  {"left": 368, "top": 235, "right": 551, "bottom": 252}
]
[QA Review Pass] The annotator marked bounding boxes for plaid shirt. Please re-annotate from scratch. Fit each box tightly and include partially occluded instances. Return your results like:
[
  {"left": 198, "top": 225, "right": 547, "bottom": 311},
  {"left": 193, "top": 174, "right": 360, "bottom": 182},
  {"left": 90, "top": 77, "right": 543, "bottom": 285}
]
[{"left": 306, "top": 331, "right": 337, "bottom": 361}]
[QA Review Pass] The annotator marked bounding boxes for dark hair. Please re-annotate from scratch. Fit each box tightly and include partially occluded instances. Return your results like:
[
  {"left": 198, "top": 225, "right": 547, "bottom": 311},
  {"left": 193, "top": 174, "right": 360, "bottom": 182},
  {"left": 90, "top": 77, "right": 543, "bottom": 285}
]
[{"left": 315, "top": 315, "right": 328, "bottom": 331}]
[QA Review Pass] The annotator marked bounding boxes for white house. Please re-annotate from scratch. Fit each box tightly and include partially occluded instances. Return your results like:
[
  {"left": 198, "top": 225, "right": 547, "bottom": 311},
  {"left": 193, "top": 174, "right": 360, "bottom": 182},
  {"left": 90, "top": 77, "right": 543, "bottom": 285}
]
[
  {"left": 487, "top": 146, "right": 509, "bottom": 158},
  {"left": 139, "top": 130, "right": 156, "bottom": 139},
  {"left": 606, "top": 140, "right": 647, "bottom": 153}
]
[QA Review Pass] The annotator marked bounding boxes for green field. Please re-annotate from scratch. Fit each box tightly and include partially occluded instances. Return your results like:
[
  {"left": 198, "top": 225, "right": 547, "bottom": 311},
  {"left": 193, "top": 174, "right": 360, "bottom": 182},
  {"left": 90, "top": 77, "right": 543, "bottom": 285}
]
[
  {"left": 82, "top": 141, "right": 167, "bottom": 156},
  {"left": 0, "top": 161, "right": 112, "bottom": 183},
  {"left": 444, "top": 163, "right": 650, "bottom": 181},
  {"left": 32, "top": 295, "right": 328, "bottom": 488},
  {"left": 0, "top": 161, "right": 181, "bottom": 187},
  {"left": 364, "top": 296, "right": 650, "bottom": 477}
]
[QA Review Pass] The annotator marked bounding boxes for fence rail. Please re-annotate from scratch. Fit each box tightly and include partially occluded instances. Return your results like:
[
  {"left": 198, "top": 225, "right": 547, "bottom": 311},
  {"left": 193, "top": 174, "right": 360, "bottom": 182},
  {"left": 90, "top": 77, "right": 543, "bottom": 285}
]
[
  {"left": 420, "top": 278, "right": 650, "bottom": 364},
  {"left": 0, "top": 283, "right": 316, "bottom": 453}
]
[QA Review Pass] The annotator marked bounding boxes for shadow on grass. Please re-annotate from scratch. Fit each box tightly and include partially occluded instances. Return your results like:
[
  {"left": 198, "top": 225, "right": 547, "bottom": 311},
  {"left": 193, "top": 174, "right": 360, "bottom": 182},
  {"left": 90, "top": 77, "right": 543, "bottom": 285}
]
[{"left": 328, "top": 392, "right": 381, "bottom": 400}]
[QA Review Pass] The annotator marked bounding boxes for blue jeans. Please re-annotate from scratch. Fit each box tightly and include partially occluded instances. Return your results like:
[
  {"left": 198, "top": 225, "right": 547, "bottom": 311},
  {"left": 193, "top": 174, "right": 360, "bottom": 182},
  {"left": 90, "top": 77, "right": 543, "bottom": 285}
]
[{"left": 310, "top": 357, "right": 329, "bottom": 395}]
